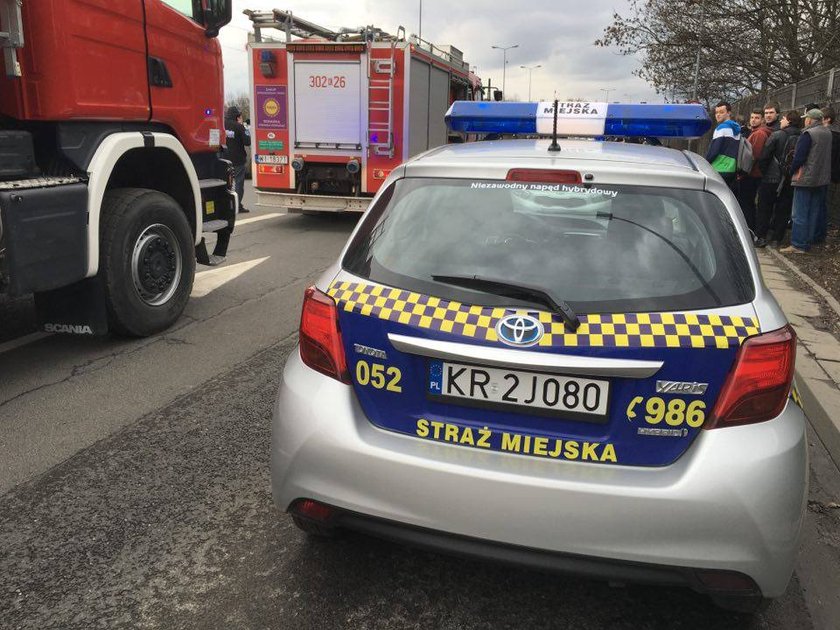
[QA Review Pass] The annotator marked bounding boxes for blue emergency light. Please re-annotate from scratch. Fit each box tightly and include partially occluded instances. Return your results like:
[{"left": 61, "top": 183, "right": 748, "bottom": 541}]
[{"left": 445, "top": 101, "right": 712, "bottom": 138}]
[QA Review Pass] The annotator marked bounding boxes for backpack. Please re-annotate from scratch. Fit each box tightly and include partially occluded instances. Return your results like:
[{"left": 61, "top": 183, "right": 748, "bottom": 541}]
[
  {"left": 736, "top": 136, "right": 754, "bottom": 174},
  {"left": 780, "top": 134, "right": 799, "bottom": 179}
]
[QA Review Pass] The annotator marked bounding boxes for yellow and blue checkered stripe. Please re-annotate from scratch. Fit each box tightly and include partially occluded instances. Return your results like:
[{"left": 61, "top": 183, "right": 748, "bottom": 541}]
[{"left": 327, "top": 281, "right": 760, "bottom": 349}]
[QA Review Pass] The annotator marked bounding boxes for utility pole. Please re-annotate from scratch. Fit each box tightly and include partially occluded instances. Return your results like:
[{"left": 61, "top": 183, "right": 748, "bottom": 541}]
[
  {"left": 418, "top": 0, "right": 422, "bottom": 41},
  {"left": 491, "top": 44, "right": 518, "bottom": 100},
  {"left": 692, "top": 0, "right": 706, "bottom": 101},
  {"left": 520, "top": 64, "right": 541, "bottom": 101}
]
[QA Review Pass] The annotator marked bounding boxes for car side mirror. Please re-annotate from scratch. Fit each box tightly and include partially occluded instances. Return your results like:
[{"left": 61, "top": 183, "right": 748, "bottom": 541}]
[{"left": 203, "top": 0, "right": 232, "bottom": 38}]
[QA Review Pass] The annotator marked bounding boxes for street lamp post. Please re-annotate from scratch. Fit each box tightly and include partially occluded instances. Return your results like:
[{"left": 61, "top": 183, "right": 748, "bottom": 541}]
[
  {"left": 520, "top": 64, "right": 542, "bottom": 101},
  {"left": 491, "top": 44, "right": 518, "bottom": 100},
  {"left": 600, "top": 88, "right": 613, "bottom": 102}
]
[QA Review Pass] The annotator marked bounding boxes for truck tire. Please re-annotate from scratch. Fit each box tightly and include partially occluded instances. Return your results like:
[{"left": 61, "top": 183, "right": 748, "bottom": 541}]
[{"left": 100, "top": 188, "right": 195, "bottom": 337}]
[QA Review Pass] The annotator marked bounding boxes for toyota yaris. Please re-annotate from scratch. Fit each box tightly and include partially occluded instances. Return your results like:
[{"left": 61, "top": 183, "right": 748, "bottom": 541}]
[{"left": 271, "top": 102, "right": 808, "bottom": 612}]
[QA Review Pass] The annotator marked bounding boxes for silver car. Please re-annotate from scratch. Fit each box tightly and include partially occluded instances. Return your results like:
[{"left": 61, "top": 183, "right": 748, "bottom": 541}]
[{"left": 272, "top": 121, "right": 807, "bottom": 612}]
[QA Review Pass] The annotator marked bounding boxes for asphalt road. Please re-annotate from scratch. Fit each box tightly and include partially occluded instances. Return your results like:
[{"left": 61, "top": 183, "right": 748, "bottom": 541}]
[{"left": 0, "top": 185, "right": 837, "bottom": 629}]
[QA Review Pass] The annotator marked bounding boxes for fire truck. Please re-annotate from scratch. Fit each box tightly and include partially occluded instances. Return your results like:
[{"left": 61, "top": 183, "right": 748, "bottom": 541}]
[
  {"left": 245, "top": 9, "right": 481, "bottom": 214},
  {"left": 0, "top": 0, "right": 236, "bottom": 337}
]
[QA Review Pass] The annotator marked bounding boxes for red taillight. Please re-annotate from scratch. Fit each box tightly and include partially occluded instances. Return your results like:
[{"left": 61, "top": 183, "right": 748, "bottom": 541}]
[
  {"left": 506, "top": 168, "right": 582, "bottom": 184},
  {"left": 299, "top": 286, "right": 349, "bottom": 383},
  {"left": 292, "top": 499, "right": 336, "bottom": 522},
  {"left": 706, "top": 325, "right": 796, "bottom": 429}
]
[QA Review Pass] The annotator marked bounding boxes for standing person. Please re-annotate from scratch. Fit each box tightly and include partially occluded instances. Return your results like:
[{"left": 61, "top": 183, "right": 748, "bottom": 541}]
[
  {"left": 824, "top": 107, "right": 840, "bottom": 182},
  {"left": 764, "top": 102, "right": 781, "bottom": 132},
  {"left": 738, "top": 108, "right": 772, "bottom": 235},
  {"left": 760, "top": 110, "right": 802, "bottom": 247},
  {"left": 814, "top": 107, "right": 840, "bottom": 243},
  {"left": 705, "top": 101, "right": 741, "bottom": 193},
  {"left": 780, "top": 109, "right": 833, "bottom": 254},
  {"left": 224, "top": 106, "right": 251, "bottom": 214}
]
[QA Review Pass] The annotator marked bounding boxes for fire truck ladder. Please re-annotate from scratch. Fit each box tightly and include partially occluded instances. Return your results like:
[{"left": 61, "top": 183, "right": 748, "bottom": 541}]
[{"left": 367, "top": 26, "right": 403, "bottom": 158}]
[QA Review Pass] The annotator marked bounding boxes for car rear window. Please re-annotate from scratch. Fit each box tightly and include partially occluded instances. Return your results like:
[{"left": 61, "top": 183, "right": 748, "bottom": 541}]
[{"left": 342, "top": 178, "right": 755, "bottom": 313}]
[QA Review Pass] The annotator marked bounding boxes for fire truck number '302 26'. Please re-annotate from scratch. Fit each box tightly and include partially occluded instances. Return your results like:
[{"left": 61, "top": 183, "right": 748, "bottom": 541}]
[{"left": 308, "top": 75, "right": 347, "bottom": 89}]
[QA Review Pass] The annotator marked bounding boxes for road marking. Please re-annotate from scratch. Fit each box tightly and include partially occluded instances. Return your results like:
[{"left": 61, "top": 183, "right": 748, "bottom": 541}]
[
  {"left": 192, "top": 256, "right": 270, "bottom": 297},
  {"left": 0, "top": 331, "right": 51, "bottom": 356},
  {"left": 236, "top": 212, "right": 286, "bottom": 226}
]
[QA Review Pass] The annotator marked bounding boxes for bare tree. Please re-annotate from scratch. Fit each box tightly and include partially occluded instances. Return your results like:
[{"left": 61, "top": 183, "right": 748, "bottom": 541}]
[{"left": 596, "top": 0, "right": 840, "bottom": 103}]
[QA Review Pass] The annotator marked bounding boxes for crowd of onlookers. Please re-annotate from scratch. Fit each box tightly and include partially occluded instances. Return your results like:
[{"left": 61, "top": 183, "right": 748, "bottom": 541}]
[{"left": 705, "top": 101, "right": 840, "bottom": 253}]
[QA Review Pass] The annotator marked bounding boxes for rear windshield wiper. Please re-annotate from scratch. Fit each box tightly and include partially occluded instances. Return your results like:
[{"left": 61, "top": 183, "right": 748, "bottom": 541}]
[
  {"left": 595, "top": 212, "right": 722, "bottom": 306},
  {"left": 431, "top": 274, "right": 581, "bottom": 332}
]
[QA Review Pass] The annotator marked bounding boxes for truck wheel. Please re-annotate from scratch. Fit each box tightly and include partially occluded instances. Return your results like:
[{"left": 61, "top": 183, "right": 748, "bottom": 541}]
[{"left": 100, "top": 188, "right": 195, "bottom": 337}]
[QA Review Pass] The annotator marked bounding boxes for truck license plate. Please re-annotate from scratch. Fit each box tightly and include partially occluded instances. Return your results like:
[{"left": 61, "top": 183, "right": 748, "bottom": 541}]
[{"left": 255, "top": 154, "right": 288, "bottom": 165}]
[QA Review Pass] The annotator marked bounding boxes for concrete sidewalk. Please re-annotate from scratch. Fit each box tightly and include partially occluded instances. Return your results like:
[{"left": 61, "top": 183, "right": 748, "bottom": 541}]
[
  {"left": 759, "top": 249, "right": 840, "bottom": 629},
  {"left": 760, "top": 249, "right": 840, "bottom": 469}
]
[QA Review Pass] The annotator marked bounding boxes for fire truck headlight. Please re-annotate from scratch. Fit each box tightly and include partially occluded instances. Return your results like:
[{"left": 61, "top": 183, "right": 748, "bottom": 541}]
[
  {"left": 345, "top": 159, "right": 360, "bottom": 174},
  {"left": 292, "top": 157, "right": 305, "bottom": 172}
]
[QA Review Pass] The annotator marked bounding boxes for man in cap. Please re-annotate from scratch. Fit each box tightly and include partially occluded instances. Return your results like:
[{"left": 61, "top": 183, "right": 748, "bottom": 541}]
[
  {"left": 780, "top": 109, "right": 833, "bottom": 253},
  {"left": 225, "top": 105, "right": 251, "bottom": 214}
]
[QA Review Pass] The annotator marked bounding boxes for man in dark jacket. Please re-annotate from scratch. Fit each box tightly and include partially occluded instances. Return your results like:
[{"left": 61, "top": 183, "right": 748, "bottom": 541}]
[
  {"left": 225, "top": 106, "right": 251, "bottom": 214},
  {"left": 812, "top": 107, "right": 840, "bottom": 243},
  {"left": 781, "top": 109, "right": 833, "bottom": 253},
  {"left": 764, "top": 102, "right": 781, "bottom": 132},
  {"left": 757, "top": 110, "right": 802, "bottom": 246},
  {"left": 824, "top": 107, "right": 840, "bottom": 184}
]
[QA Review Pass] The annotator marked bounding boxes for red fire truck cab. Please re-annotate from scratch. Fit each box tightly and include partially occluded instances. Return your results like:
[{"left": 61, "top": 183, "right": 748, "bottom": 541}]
[
  {"left": 0, "top": 0, "right": 235, "bottom": 337},
  {"left": 246, "top": 10, "right": 481, "bottom": 214}
]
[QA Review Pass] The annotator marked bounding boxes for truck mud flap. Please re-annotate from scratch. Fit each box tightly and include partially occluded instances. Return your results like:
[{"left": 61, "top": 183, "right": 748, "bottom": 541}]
[
  {"left": 34, "top": 277, "right": 109, "bottom": 336},
  {"left": 0, "top": 182, "right": 88, "bottom": 296}
]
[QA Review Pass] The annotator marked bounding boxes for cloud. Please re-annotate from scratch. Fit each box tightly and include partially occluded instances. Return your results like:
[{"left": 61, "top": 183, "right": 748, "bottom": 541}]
[{"left": 221, "top": 0, "right": 657, "bottom": 102}]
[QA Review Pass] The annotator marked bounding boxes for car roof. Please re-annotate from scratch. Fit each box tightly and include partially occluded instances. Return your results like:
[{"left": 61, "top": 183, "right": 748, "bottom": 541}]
[{"left": 403, "top": 139, "right": 707, "bottom": 189}]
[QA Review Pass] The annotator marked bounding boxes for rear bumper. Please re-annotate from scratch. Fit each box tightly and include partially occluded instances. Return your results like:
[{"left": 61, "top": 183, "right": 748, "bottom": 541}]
[
  {"left": 292, "top": 500, "right": 763, "bottom": 608},
  {"left": 254, "top": 190, "right": 370, "bottom": 213},
  {"left": 272, "top": 351, "right": 809, "bottom": 599}
]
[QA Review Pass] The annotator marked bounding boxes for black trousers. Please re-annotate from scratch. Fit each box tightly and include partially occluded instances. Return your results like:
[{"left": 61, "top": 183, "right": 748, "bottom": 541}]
[
  {"left": 737, "top": 176, "right": 761, "bottom": 232},
  {"left": 721, "top": 172, "right": 738, "bottom": 194},
  {"left": 756, "top": 181, "right": 778, "bottom": 239},
  {"left": 770, "top": 183, "right": 794, "bottom": 243}
]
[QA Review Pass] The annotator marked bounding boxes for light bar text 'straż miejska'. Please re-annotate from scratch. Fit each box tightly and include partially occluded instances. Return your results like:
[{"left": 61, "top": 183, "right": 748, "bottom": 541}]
[{"left": 445, "top": 101, "right": 712, "bottom": 138}]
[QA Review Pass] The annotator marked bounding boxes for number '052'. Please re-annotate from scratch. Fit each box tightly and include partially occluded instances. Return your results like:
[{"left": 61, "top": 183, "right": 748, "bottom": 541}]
[{"left": 355, "top": 361, "right": 402, "bottom": 392}]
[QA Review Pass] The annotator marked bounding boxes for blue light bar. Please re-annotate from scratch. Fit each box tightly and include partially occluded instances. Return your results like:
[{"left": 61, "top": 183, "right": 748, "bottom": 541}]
[{"left": 445, "top": 101, "right": 712, "bottom": 138}]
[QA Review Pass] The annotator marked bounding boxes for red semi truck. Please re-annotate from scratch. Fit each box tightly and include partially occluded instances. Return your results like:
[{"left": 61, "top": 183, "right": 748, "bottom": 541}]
[
  {"left": 0, "top": 0, "right": 236, "bottom": 337},
  {"left": 245, "top": 9, "right": 481, "bottom": 214}
]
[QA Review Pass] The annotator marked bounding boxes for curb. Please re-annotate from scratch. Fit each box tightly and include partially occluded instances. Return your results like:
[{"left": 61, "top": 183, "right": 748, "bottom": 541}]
[
  {"left": 767, "top": 247, "right": 840, "bottom": 321},
  {"left": 764, "top": 249, "right": 840, "bottom": 470}
]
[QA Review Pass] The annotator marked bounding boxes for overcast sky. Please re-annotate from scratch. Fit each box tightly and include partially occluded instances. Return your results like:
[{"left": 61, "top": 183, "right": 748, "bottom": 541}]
[{"left": 220, "top": 0, "right": 659, "bottom": 103}]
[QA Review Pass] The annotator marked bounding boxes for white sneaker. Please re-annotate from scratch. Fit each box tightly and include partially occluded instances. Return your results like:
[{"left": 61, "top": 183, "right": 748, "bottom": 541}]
[{"left": 207, "top": 254, "right": 226, "bottom": 266}]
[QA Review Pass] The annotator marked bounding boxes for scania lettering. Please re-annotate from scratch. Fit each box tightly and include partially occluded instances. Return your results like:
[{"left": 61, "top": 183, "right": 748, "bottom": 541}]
[{"left": 0, "top": 0, "right": 237, "bottom": 337}]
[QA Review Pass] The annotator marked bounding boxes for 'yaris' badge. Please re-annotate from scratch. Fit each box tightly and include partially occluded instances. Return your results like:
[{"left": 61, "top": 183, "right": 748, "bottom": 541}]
[{"left": 496, "top": 314, "right": 544, "bottom": 347}]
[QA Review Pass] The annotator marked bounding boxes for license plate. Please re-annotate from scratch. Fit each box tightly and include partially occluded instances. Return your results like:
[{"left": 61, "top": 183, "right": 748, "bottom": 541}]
[
  {"left": 255, "top": 154, "right": 288, "bottom": 164},
  {"left": 428, "top": 360, "right": 610, "bottom": 420}
]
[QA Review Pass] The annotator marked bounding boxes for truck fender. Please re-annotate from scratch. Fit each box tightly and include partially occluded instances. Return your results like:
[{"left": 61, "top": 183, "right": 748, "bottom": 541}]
[{"left": 85, "top": 132, "right": 202, "bottom": 278}]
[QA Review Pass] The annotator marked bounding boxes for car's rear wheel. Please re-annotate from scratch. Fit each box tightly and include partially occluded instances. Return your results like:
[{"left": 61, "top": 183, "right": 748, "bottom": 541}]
[
  {"left": 291, "top": 515, "right": 338, "bottom": 538},
  {"left": 710, "top": 593, "right": 770, "bottom": 614}
]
